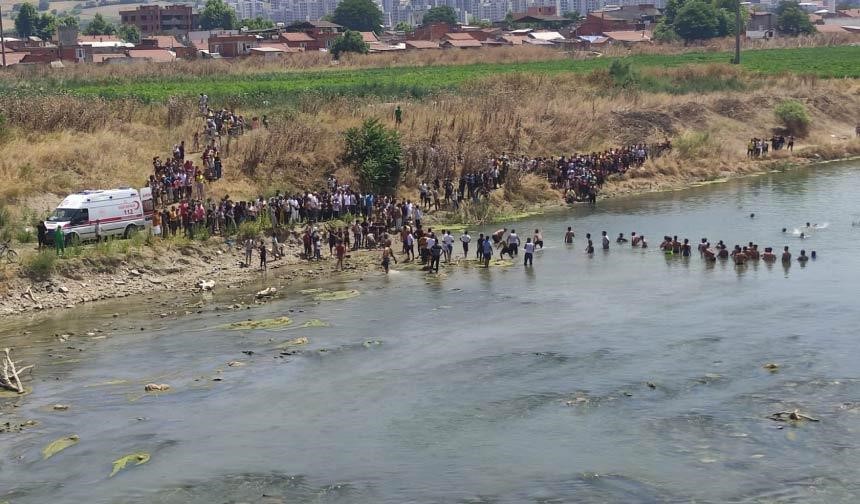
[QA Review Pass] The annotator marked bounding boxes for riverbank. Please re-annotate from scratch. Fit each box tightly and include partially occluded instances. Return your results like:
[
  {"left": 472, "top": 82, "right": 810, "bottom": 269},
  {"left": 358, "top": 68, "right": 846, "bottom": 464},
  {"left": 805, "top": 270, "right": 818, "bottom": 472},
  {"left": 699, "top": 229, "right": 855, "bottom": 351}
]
[{"left": 2, "top": 144, "right": 859, "bottom": 322}]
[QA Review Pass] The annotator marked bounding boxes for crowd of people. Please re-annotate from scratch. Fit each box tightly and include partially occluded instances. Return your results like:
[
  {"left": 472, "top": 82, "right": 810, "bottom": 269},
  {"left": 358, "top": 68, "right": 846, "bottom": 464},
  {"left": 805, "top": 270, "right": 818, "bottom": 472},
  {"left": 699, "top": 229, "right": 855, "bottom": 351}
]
[{"left": 747, "top": 135, "right": 794, "bottom": 158}]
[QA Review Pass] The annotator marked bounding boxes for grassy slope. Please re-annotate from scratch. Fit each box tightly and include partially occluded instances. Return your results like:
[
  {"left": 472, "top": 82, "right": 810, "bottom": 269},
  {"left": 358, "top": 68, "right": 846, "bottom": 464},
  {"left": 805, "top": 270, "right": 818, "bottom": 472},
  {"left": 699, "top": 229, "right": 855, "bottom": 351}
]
[{"left": 19, "top": 46, "right": 860, "bottom": 103}]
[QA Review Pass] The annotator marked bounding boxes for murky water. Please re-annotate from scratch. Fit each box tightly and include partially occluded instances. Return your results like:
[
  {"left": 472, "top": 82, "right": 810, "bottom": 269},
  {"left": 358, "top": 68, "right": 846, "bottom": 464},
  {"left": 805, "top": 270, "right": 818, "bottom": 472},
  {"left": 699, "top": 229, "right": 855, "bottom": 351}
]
[{"left": 3, "top": 161, "right": 860, "bottom": 503}]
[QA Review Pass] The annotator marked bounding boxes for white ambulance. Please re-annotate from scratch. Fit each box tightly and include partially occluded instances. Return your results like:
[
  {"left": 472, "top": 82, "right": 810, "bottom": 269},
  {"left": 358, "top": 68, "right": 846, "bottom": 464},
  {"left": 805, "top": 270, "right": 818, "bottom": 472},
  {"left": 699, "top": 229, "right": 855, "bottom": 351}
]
[{"left": 45, "top": 187, "right": 154, "bottom": 245}]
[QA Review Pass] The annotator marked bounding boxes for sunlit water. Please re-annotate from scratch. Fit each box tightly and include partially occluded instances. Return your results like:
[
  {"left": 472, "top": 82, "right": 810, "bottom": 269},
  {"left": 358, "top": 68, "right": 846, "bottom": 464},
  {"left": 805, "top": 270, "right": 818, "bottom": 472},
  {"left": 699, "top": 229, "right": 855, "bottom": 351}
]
[{"left": 3, "top": 161, "right": 860, "bottom": 503}]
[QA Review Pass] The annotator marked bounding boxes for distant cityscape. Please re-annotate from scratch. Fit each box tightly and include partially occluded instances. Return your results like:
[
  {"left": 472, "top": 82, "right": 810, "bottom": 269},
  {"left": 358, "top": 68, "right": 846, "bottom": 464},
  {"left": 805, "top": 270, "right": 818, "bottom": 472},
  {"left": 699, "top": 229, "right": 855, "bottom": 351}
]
[{"left": 229, "top": 0, "right": 667, "bottom": 26}]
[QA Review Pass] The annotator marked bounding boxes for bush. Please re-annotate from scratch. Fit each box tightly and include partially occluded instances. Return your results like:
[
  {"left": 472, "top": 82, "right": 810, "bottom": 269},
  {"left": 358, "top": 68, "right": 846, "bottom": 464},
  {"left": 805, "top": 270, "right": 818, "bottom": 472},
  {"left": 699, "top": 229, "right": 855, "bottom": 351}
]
[
  {"left": 774, "top": 99, "right": 810, "bottom": 136},
  {"left": 236, "top": 221, "right": 260, "bottom": 241},
  {"left": 608, "top": 60, "right": 638, "bottom": 88},
  {"left": 343, "top": 118, "right": 402, "bottom": 194},
  {"left": 24, "top": 251, "right": 56, "bottom": 281},
  {"left": 674, "top": 130, "right": 713, "bottom": 159},
  {"left": 15, "top": 228, "right": 34, "bottom": 243}
]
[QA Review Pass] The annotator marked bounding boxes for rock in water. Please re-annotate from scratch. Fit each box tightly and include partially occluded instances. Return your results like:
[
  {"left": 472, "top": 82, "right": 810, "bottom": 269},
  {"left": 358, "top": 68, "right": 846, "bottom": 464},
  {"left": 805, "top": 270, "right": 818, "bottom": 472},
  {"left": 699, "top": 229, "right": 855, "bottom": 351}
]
[
  {"left": 255, "top": 287, "right": 277, "bottom": 299},
  {"left": 144, "top": 383, "right": 171, "bottom": 392}
]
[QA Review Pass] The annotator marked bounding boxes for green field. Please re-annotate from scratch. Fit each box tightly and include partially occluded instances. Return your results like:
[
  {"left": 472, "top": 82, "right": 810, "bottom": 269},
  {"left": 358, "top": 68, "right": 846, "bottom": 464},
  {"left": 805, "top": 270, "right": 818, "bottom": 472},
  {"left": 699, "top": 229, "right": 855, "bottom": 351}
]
[{"left": 3, "top": 46, "right": 859, "bottom": 104}]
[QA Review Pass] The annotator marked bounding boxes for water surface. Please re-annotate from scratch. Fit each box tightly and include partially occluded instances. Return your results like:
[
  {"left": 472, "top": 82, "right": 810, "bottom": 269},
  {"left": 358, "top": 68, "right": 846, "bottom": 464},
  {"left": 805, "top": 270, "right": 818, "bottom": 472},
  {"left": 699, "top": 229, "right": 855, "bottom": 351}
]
[{"left": 2, "top": 161, "right": 860, "bottom": 503}]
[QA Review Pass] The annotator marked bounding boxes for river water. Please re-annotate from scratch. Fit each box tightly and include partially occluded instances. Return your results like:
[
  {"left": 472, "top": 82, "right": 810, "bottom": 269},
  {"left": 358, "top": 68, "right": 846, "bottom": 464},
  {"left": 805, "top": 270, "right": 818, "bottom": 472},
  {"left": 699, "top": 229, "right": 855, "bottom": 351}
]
[{"left": 2, "top": 161, "right": 860, "bottom": 503}]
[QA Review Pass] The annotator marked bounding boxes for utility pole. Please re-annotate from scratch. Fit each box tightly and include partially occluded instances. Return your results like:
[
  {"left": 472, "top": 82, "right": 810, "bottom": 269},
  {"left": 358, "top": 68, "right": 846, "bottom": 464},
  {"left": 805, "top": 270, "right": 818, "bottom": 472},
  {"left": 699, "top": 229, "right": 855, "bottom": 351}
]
[
  {"left": 733, "top": 0, "right": 741, "bottom": 65},
  {"left": 0, "top": 4, "right": 7, "bottom": 69}
]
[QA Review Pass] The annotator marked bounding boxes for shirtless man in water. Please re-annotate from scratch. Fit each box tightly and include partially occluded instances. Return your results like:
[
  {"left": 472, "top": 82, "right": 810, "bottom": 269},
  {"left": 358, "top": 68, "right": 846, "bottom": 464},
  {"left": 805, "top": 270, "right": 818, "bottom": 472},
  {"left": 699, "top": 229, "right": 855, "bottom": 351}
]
[
  {"left": 702, "top": 242, "right": 716, "bottom": 261},
  {"left": 533, "top": 229, "right": 544, "bottom": 249},
  {"left": 564, "top": 227, "right": 575, "bottom": 244},
  {"left": 492, "top": 228, "right": 507, "bottom": 245},
  {"left": 781, "top": 246, "right": 792, "bottom": 263},
  {"left": 733, "top": 246, "right": 749, "bottom": 265},
  {"left": 381, "top": 243, "right": 397, "bottom": 273},
  {"left": 631, "top": 232, "right": 641, "bottom": 247},
  {"left": 762, "top": 247, "right": 776, "bottom": 262},
  {"left": 616, "top": 233, "right": 628, "bottom": 244}
]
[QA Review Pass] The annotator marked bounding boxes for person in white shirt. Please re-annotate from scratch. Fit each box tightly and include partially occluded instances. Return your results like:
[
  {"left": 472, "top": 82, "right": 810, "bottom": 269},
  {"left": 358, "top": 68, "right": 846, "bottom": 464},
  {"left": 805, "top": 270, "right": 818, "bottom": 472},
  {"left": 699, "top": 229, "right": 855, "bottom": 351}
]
[
  {"left": 460, "top": 230, "right": 471, "bottom": 258},
  {"left": 442, "top": 230, "right": 454, "bottom": 262},
  {"left": 601, "top": 231, "right": 610, "bottom": 250},
  {"left": 507, "top": 229, "right": 520, "bottom": 257},
  {"left": 523, "top": 238, "right": 535, "bottom": 266}
]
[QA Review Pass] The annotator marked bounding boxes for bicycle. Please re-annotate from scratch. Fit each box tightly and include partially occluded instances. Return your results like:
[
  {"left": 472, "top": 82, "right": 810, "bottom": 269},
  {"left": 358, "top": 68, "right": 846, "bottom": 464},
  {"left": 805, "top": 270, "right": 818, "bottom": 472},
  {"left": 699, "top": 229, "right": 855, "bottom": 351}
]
[{"left": 0, "top": 240, "right": 18, "bottom": 264}]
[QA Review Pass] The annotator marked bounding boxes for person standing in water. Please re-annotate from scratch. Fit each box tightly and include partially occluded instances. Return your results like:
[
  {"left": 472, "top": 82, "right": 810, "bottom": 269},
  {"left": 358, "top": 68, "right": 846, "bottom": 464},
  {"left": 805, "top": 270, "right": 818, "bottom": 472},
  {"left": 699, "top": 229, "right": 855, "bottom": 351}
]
[
  {"left": 482, "top": 236, "right": 493, "bottom": 267},
  {"left": 585, "top": 239, "right": 595, "bottom": 255},
  {"left": 564, "top": 227, "right": 575, "bottom": 244},
  {"left": 781, "top": 246, "right": 792, "bottom": 263},
  {"left": 601, "top": 231, "right": 610, "bottom": 250},
  {"left": 533, "top": 229, "right": 544, "bottom": 249},
  {"left": 507, "top": 229, "right": 520, "bottom": 257},
  {"left": 460, "top": 230, "right": 471, "bottom": 258},
  {"left": 381, "top": 243, "right": 397, "bottom": 273},
  {"left": 523, "top": 238, "right": 535, "bottom": 266}
]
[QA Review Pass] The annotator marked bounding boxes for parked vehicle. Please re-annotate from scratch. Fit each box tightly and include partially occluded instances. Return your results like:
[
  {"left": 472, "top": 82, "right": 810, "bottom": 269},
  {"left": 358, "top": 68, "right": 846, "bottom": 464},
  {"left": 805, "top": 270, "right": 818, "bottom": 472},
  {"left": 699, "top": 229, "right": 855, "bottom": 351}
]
[{"left": 45, "top": 188, "right": 154, "bottom": 245}]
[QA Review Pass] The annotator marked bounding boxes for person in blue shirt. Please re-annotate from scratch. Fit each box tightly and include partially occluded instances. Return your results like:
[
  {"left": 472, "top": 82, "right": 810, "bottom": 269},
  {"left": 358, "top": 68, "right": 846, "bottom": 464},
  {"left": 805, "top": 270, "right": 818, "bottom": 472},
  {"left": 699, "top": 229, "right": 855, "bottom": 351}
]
[{"left": 482, "top": 236, "right": 493, "bottom": 268}]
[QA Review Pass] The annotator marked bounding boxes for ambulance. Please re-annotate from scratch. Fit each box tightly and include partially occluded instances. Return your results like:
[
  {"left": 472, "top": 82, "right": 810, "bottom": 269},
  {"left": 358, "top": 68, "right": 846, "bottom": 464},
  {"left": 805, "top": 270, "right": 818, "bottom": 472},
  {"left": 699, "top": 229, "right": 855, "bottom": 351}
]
[{"left": 45, "top": 187, "right": 154, "bottom": 245}]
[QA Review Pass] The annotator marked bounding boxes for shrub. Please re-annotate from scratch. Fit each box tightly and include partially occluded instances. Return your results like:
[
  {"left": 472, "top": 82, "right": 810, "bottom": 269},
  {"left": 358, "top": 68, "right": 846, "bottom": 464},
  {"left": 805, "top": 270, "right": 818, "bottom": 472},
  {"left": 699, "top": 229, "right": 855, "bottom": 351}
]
[
  {"left": 674, "top": 130, "right": 713, "bottom": 159},
  {"left": 236, "top": 221, "right": 260, "bottom": 241},
  {"left": 23, "top": 251, "right": 56, "bottom": 281},
  {"left": 774, "top": 99, "right": 810, "bottom": 136},
  {"left": 608, "top": 60, "right": 638, "bottom": 88},
  {"left": 343, "top": 118, "right": 402, "bottom": 194},
  {"left": 15, "top": 228, "right": 34, "bottom": 243}
]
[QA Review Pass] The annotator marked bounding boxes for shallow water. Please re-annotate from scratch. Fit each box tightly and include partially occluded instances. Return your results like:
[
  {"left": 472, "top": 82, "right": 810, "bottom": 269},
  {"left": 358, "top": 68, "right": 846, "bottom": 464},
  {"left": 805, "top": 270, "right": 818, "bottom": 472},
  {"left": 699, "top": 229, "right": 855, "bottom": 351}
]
[{"left": 3, "top": 161, "right": 860, "bottom": 503}]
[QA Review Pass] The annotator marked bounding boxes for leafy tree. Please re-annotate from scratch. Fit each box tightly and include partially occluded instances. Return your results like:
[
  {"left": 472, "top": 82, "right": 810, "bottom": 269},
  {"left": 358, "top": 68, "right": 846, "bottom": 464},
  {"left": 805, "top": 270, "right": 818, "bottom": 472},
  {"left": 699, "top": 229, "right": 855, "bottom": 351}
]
[
  {"left": 332, "top": 0, "right": 383, "bottom": 34},
  {"left": 394, "top": 21, "right": 413, "bottom": 33},
  {"left": 673, "top": 0, "right": 721, "bottom": 42},
  {"left": 422, "top": 5, "right": 457, "bottom": 26},
  {"left": 14, "top": 2, "right": 40, "bottom": 37},
  {"left": 343, "top": 118, "right": 402, "bottom": 194},
  {"left": 38, "top": 0, "right": 50, "bottom": 10},
  {"left": 562, "top": 10, "right": 581, "bottom": 20},
  {"left": 776, "top": 0, "right": 816, "bottom": 35},
  {"left": 83, "top": 13, "right": 116, "bottom": 35},
  {"left": 35, "top": 13, "right": 56, "bottom": 39},
  {"left": 118, "top": 23, "right": 140, "bottom": 43},
  {"left": 59, "top": 15, "right": 79, "bottom": 29},
  {"left": 774, "top": 99, "right": 810, "bottom": 136},
  {"left": 467, "top": 15, "right": 492, "bottom": 27},
  {"left": 652, "top": 18, "right": 679, "bottom": 42},
  {"left": 199, "top": 0, "right": 238, "bottom": 30},
  {"left": 330, "top": 29, "right": 368, "bottom": 59},
  {"left": 241, "top": 16, "right": 274, "bottom": 30}
]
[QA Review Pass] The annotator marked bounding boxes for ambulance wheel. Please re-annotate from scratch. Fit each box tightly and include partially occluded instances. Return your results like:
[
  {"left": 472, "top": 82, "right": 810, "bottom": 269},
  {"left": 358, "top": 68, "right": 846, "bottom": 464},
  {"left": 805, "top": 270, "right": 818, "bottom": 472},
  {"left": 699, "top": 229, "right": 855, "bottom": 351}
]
[{"left": 124, "top": 225, "right": 139, "bottom": 239}]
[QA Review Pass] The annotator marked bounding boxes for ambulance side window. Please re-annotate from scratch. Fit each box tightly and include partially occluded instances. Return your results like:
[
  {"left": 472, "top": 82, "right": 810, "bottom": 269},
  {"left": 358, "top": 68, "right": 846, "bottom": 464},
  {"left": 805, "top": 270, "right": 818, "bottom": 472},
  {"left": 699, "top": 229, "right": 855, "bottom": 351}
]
[
  {"left": 143, "top": 199, "right": 154, "bottom": 213},
  {"left": 74, "top": 209, "right": 89, "bottom": 224}
]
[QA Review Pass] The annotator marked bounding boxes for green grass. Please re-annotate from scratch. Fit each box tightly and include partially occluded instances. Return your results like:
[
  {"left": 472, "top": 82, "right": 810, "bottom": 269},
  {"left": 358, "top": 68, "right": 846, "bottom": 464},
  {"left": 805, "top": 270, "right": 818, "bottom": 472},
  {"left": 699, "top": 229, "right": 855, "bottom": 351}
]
[{"left": 2, "top": 46, "right": 858, "bottom": 105}]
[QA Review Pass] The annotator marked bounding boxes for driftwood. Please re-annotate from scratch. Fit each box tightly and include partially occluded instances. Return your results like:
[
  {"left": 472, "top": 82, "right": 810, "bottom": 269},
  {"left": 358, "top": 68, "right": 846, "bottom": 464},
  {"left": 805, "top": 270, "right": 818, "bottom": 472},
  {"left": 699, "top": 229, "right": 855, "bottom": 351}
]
[
  {"left": 769, "top": 409, "right": 820, "bottom": 422},
  {"left": 1, "top": 348, "right": 34, "bottom": 394}
]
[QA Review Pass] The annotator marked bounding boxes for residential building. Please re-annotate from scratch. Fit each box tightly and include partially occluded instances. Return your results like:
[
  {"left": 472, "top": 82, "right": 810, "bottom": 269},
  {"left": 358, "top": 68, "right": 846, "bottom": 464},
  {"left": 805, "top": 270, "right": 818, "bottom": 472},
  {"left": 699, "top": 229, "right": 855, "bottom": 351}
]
[
  {"left": 208, "top": 34, "right": 259, "bottom": 57},
  {"left": 120, "top": 5, "right": 198, "bottom": 37},
  {"left": 577, "top": 4, "right": 660, "bottom": 35}
]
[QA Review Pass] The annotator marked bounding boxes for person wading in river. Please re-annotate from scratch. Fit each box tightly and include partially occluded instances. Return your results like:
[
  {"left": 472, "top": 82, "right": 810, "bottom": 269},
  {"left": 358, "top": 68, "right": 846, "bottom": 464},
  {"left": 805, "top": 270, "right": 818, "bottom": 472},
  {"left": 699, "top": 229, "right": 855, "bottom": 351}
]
[{"left": 381, "top": 243, "right": 397, "bottom": 273}]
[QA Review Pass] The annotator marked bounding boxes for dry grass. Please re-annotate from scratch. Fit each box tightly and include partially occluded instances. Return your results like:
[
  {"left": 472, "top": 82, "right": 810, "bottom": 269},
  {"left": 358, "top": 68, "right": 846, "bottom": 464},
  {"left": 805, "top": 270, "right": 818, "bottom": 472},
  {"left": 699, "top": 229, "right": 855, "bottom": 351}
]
[{"left": 1, "top": 65, "right": 858, "bottom": 215}]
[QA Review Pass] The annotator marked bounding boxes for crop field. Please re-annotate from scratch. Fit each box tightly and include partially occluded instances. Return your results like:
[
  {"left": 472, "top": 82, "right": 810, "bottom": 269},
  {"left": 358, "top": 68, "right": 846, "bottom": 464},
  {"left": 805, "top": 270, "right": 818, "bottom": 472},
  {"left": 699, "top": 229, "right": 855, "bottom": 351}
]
[{"left": 0, "top": 45, "right": 858, "bottom": 106}]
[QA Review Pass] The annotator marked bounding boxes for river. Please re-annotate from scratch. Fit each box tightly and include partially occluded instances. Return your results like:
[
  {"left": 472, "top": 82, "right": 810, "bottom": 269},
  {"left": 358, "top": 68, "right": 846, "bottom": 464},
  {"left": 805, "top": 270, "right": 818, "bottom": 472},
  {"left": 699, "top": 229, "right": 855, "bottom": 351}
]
[{"left": 2, "top": 161, "right": 860, "bottom": 503}]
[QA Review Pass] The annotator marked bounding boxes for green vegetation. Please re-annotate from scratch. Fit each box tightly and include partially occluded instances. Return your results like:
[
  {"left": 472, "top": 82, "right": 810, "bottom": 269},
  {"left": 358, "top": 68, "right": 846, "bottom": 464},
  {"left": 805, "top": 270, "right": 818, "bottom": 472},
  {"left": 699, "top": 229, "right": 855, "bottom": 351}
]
[
  {"left": 422, "top": 5, "right": 457, "bottom": 26},
  {"left": 200, "top": 0, "right": 238, "bottom": 30},
  {"left": 332, "top": 0, "right": 383, "bottom": 34},
  {"left": 344, "top": 118, "right": 402, "bottom": 194},
  {"left": 774, "top": 99, "right": 811, "bottom": 136},
  {"left": 83, "top": 13, "right": 115, "bottom": 35},
  {"left": 109, "top": 452, "right": 150, "bottom": 478},
  {"left": 3, "top": 47, "right": 858, "bottom": 105},
  {"left": 776, "top": 1, "right": 816, "bottom": 35},
  {"left": 23, "top": 251, "right": 56, "bottom": 281},
  {"left": 331, "top": 30, "right": 369, "bottom": 59},
  {"left": 14, "top": 2, "right": 57, "bottom": 39},
  {"left": 118, "top": 24, "right": 140, "bottom": 44},
  {"left": 241, "top": 17, "right": 275, "bottom": 30}
]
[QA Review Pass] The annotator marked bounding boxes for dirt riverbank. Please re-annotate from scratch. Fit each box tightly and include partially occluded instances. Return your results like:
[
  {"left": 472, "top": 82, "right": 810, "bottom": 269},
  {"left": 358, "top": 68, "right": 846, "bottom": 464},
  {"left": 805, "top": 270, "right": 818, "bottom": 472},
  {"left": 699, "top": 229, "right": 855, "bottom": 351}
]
[{"left": 2, "top": 148, "right": 859, "bottom": 321}]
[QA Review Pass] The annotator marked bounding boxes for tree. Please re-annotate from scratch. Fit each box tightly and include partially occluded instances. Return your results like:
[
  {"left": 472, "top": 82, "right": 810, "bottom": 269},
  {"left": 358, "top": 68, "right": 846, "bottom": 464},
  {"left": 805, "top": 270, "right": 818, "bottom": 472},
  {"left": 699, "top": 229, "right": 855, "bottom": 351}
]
[
  {"left": 422, "top": 5, "right": 457, "bottom": 26},
  {"left": 673, "top": 0, "right": 721, "bottom": 42},
  {"left": 344, "top": 118, "right": 402, "bottom": 194},
  {"left": 774, "top": 99, "right": 810, "bottom": 136},
  {"left": 241, "top": 16, "right": 274, "bottom": 30},
  {"left": 14, "top": 2, "right": 39, "bottom": 37},
  {"left": 199, "top": 0, "right": 238, "bottom": 30},
  {"left": 330, "top": 29, "right": 368, "bottom": 59},
  {"left": 332, "top": 0, "right": 383, "bottom": 34},
  {"left": 394, "top": 21, "right": 413, "bottom": 33},
  {"left": 59, "top": 15, "right": 79, "bottom": 29},
  {"left": 776, "top": 0, "right": 816, "bottom": 35},
  {"left": 652, "top": 18, "right": 679, "bottom": 42},
  {"left": 35, "top": 12, "right": 56, "bottom": 39},
  {"left": 562, "top": 10, "right": 581, "bottom": 21},
  {"left": 118, "top": 23, "right": 140, "bottom": 43},
  {"left": 83, "top": 13, "right": 116, "bottom": 35}
]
